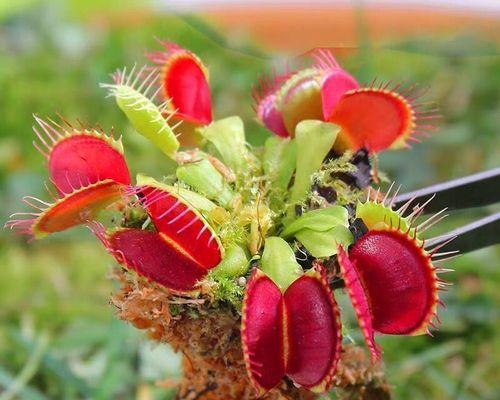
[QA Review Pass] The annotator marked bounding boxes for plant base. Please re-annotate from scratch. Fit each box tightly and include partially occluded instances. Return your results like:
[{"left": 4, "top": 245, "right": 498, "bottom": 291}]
[{"left": 111, "top": 268, "right": 391, "bottom": 399}]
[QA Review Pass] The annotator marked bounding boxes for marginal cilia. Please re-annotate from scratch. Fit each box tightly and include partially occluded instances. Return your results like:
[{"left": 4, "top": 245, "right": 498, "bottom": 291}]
[{"left": 5, "top": 39, "right": 451, "bottom": 395}]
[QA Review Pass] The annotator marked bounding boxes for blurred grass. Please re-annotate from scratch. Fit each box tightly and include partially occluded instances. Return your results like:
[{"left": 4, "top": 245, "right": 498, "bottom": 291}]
[{"left": 0, "top": 1, "right": 499, "bottom": 399}]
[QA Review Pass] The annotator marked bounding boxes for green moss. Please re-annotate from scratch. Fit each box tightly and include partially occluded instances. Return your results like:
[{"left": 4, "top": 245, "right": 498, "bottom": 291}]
[
  {"left": 216, "top": 218, "right": 247, "bottom": 250},
  {"left": 169, "top": 303, "right": 181, "bottom": 317},
  {"left": 208, "top": 275, "right": 245, "bottom": 311}
]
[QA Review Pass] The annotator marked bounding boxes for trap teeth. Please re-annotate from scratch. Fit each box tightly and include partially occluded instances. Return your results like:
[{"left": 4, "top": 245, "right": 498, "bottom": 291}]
[
  {"left": 104, "top": 228, "right": 209, "bottom": 291},
  {"left": 146, "top": 41, "right": 213, "bottom": 127},
  {"left": 242, "top": 266, "right": 341, "bottom": 393},
  {"left": 338, "top": 228, "right": 442, "bottom": 359}
]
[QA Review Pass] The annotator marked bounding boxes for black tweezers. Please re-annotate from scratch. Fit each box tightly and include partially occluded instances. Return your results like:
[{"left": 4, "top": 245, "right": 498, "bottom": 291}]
[{"left": 392, "top": 167, "right": 500, "bottom": 254}]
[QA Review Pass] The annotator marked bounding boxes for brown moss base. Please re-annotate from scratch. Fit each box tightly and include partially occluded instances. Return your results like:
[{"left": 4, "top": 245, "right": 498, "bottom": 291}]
[{"left": 111, "top": 268, "right": 391, "bottom": 400}]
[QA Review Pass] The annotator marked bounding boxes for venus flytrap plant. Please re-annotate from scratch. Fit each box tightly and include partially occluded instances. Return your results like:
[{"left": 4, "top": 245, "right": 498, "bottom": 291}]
[
  {"left": 335, "top": 186, "right": 450, "bottom": 361},
  {"left": 135, "top": 174, "right": 219, "bottom": 216},
  {"left": 6, "top": 117, "right": 131, "bottom": 238},
  {"left": 146, "top": 40, "right": 213, "bottom": 146},
  {"left": 255, "top": 49, "right": 437, "bottom": 153},
  {"left": 242, "top": 237, "right": 342, "bottom": 394},
  {"left": 101, "top": 66, "right": 180, "bottom": 160},
  {"left": 7, "top": 41, "right": 452, "bottom": 399}
]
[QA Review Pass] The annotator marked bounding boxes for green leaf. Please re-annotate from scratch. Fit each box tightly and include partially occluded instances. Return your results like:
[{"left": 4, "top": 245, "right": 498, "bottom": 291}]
[
  {"left": 263, "top": 136, "right": 297, "bottom": 192},
  {"left": 103, "top": 82, "right": 179, "bottom": 160},
  {"left": 211, "top": 244, "right": 249, "bottom": 278},
  {"left": 282, "top": 205, "right": 349, "bottom": 237},
  {"left": 261, "top": 237, "right": 302, "bottom": 291},
  {"left": 289, "top": 120, "right": 340, "bottom": 206},
  {"left": 176, "top": 158, "right": 234, "bottom": 208},
  {"left": 296, "top": 225, "right": 353, "bottom": 258},
  {"left": 199, "top": 116, "right": 253, "bottom": 174}
]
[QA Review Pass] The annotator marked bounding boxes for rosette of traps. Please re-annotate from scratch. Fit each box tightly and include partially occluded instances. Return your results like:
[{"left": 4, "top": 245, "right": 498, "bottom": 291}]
[{"left": 8, "top": 40, "right": 499, "bottom": 400}]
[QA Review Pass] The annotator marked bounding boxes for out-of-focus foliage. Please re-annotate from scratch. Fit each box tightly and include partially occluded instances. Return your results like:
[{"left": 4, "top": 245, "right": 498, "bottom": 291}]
[{"left": 0, "top": 1, "right": 498, "bottom": 399}]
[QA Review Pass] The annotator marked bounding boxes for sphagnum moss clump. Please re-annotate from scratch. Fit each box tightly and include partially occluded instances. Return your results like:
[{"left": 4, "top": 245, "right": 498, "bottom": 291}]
[{"left": 6, "top": 39, "right": 450, "bottom": 399}]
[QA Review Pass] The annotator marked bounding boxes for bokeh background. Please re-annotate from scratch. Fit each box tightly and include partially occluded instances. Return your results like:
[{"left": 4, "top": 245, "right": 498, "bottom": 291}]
[{"left": 0, "top": 0, "right": 499, "bottom": 399}]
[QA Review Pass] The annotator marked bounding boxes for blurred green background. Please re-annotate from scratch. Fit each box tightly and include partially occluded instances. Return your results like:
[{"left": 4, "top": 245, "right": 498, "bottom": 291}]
[{"left": 0, "top": 1, "right": 499, "bottom": 399}]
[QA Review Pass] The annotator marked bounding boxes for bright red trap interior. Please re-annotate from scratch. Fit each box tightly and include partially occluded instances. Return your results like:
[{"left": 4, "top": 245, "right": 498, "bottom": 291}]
[
  {"left": 163, "top": 53, "right": 212, "bottom": 124},
  {"left": 242, "top": 270, "right": 286, "bottom": 392},
  {"left": 284, "top": 273, "right": 340, "bottom": 389},
  {"left": 108, "top": 228, "right": 208, "bottom": 291},
  {"left": 349, "top": 230, "right": 436, "bottom": 335},
  {"left": 329, "top": 89, "right": 412, "bottom": 151},
  {"left": 49, "top": 134, "right": 130, "bottom": 195},
  {"left": 242, "top": 268, "right": 341, "bottom": 393},
  {"left": 140, "top": 186, "right": 222, "bottom": 269}
]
